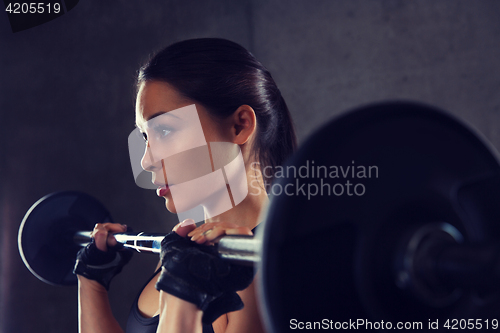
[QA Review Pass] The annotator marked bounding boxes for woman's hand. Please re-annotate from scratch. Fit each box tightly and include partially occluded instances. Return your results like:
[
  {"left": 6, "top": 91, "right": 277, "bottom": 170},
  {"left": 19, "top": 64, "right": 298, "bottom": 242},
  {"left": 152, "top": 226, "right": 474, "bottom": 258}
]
[
  {"left": 155, "top": 219, "right": 256, "bottom": 324},
  {"left": 91, "top": 223, "right": 128, "bottom": 251},
  {"left": 73, "top": 222, "right": 133, "bottom": 290},
  {"left": 184, "top": 221, "right": 253, "bottom": 245}
]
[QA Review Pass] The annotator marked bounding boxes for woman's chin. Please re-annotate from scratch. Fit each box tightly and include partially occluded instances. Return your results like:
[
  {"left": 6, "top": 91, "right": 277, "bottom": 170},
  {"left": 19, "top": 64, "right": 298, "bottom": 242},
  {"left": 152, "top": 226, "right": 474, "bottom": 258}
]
[
  {"left": 164, "top": 198, "right": 177, "bottom": 214},
  {"left": 165, "top": 197, "right": 203, "bottom": 216}
]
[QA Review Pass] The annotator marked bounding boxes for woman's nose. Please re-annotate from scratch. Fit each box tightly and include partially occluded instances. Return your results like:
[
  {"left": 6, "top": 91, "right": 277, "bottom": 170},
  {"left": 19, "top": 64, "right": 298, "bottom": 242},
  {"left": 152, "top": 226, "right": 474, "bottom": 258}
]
[{"left": 140, "top": 142, "right": 158, "bottom": 172}]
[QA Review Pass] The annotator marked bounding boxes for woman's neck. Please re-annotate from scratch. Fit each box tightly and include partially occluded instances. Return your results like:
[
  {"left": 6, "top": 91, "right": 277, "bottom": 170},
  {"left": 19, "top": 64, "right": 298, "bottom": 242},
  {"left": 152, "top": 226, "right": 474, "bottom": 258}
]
[
  {"left": 204, "top": 164, "right": 269, "bottom": 229},
  {"left": 204, "top": 187, "right": 268, "bottom": 229}
]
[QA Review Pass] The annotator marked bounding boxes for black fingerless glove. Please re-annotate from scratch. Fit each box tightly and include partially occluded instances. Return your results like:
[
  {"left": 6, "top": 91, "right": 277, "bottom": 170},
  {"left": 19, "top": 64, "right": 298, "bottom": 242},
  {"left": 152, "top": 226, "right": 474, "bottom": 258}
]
[
  {"left": 155, "top": 232, "right": 255, "bottom": 324},
  {"left": 73, "top": 241, "right": 133, "bottom": 290}
]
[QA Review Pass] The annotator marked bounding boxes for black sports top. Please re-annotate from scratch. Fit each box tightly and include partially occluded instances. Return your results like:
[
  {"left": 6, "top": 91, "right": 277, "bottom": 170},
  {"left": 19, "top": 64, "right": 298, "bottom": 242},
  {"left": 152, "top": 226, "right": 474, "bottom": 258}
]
[{"left": 125, "top": 268, "right": 215, "bottom": 333}]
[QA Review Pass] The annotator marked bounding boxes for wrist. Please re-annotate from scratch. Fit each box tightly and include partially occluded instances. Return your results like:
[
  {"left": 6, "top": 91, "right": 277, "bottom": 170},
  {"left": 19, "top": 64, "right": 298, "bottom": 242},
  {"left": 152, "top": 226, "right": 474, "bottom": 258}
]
[
  {"left": 73, "top": 242, "right": 133, "bottom": 290},
  {"left": 78, "top": 275, "right": 108, "bottom": 294}
]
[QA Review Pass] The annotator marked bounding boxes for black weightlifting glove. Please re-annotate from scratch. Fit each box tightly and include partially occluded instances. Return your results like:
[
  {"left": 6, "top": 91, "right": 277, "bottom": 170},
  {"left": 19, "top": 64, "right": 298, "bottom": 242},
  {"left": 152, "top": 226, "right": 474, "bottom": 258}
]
[
  {"left": 155, "top": 232, "right": 255, "bottom": 324},
  {"left": 73, "top": 241, "right": 133, "bottom": 290}
]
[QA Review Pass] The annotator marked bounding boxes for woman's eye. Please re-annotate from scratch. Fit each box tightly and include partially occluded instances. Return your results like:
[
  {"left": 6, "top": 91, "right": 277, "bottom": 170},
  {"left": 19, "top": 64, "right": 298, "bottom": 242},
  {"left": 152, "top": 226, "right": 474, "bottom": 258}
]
[
  {"left": 153, "top": 126, "right": 172, "bottom": 139},
  {"left": 142, "top": 132, "right": 148, "bottom": 142},
  {"left": 159, "top": 129, "right": 171, "bottom": 137}
]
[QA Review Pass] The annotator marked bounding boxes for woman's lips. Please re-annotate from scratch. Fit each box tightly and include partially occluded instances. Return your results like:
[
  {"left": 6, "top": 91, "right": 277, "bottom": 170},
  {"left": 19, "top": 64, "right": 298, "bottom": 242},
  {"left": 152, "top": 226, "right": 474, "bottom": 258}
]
[{"left": 157, "top": 185, "right": 170, "bottom": 197}]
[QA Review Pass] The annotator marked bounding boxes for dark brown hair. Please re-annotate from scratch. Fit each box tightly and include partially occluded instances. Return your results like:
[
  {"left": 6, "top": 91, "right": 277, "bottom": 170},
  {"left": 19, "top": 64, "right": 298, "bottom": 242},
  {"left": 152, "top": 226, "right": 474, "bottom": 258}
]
[{"left": 138, "top": 38, "right": 297, "bottom": 191}]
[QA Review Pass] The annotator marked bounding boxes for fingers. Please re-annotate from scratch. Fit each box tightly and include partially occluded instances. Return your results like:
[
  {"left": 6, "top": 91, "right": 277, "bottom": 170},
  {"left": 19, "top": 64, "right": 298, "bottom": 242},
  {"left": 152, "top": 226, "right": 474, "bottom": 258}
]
[
  {"left": 173, "top": 219, "right": 196, "bottom": 237},
  {"left": 193, "top": 227, "right": 226, "bottom": 244},
  {"left": 91, "top": 223, "right": 127, "bottom": 252},
  {"left": 187, "top": 222, "right": 253, "bottom": 245},
  {"left": 187, "top": 221, "right": 237, "bottom": 237}
]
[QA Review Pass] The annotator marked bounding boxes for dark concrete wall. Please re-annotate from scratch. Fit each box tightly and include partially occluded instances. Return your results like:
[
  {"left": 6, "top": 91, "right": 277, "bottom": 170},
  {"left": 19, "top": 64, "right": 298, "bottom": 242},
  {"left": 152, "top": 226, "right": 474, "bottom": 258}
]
[
  {"left": 1, "top": 1, "right": 499, "bottom": 332},
  {"left": 253, "top": 1, "right": 500, "bottom": 142}
]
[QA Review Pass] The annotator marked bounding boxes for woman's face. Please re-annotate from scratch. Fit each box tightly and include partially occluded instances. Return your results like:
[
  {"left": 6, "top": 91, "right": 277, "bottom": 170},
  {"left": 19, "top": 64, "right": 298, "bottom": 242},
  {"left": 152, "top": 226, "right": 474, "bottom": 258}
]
[{"left": 135, "top": 80, "right": 233, "bottom": 214}]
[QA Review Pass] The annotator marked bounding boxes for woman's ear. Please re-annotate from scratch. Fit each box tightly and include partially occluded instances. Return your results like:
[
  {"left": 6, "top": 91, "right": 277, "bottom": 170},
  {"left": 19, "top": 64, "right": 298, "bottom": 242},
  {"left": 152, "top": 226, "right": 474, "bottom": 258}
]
[{"left": 231, "top": 105, "right": 256, "bottom": 145}]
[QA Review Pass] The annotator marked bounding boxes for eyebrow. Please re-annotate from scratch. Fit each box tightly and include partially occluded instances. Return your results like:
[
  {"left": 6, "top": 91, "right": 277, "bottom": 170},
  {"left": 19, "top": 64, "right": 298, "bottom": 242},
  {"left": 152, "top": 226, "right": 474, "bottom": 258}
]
[
  {"left": 135, "top": 111, "right": 181, "bottom": 128},
  {"left": 146, "top": 111, "right": 181, "bottom": 121}
]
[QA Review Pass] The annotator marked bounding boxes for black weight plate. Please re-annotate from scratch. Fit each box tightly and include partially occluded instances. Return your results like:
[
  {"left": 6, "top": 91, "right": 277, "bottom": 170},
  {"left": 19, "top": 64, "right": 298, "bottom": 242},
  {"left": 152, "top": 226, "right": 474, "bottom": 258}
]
[
  {"left": 259, "top": 101, "right": 500, "bottom": 332},
  {"left": 18, "top": 191, "right": 112, "bottom": 286}
]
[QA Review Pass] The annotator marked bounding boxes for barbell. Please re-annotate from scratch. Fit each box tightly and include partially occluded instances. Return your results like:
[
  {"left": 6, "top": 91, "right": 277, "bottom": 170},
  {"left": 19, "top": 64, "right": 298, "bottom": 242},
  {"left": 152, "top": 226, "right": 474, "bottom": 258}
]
[
  {"left": 18, "top": 191, "right": 258, "bottom": 286},
  {"left": 18, "top": 101, "right": 500, "bottom": 332}
]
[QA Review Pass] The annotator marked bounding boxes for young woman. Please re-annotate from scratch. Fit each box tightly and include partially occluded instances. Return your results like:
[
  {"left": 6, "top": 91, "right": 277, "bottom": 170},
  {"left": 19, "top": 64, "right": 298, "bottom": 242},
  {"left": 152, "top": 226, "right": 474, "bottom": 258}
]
[{"left": 75, "top": 38, "right": 296, "bottom": 333}]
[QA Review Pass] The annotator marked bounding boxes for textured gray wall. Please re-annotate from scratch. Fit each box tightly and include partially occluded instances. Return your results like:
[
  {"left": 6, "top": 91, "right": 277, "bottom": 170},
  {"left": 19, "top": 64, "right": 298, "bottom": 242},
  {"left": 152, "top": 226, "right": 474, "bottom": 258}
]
[
  {"left": 254, "top": 1, "right": 500, "bottom": 143},
  {"left": 1, "top": 1, "right": 500, "bottom": 332}
]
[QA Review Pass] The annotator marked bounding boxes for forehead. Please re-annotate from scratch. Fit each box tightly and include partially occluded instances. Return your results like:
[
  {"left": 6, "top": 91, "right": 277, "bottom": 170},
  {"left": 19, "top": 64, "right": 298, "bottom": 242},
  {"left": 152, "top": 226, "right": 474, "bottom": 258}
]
[{"left": 135, "top": 81, "right": 191, "bottom": 126}]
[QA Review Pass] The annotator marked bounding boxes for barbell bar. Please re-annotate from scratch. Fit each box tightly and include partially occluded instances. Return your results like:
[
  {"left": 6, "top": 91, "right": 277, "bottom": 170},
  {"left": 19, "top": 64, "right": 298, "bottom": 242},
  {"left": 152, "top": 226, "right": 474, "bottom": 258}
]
[
  {"left": 75, "top": 230, "right": 260, "bottom": 263},
  {"left": 18, "top": 191, "right": 260, "bottom": 286}
]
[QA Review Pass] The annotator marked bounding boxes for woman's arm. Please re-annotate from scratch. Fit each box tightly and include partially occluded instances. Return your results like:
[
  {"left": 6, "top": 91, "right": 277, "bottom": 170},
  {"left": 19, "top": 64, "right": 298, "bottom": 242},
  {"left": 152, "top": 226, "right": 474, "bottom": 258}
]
[
  {"left": 76, "top": 223, "right": 128, "bottom": 333},
  {"left": 78, "top": 276, "right": 123, "bottom": 333},
  {"left": 156, "top": 292, "right": 203, "bottom": 333},
  {"left": 225, "top": 278, "right": 265, "bottom": 333},
  {"left": 154, "top": 277, "right": 264, "bottom": 333}
]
